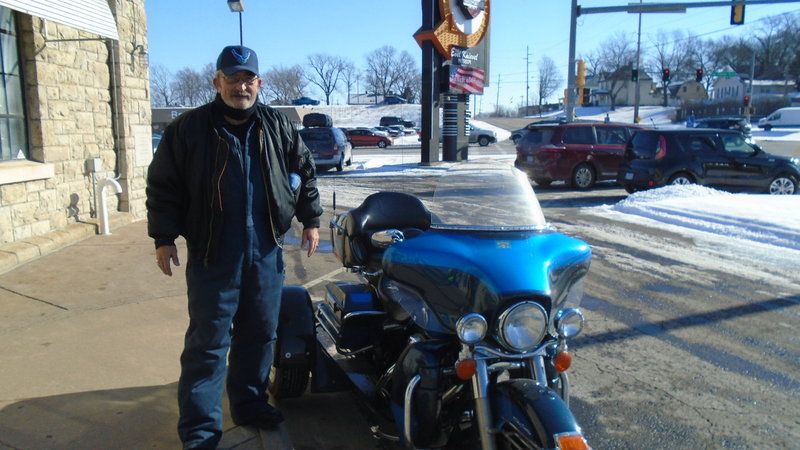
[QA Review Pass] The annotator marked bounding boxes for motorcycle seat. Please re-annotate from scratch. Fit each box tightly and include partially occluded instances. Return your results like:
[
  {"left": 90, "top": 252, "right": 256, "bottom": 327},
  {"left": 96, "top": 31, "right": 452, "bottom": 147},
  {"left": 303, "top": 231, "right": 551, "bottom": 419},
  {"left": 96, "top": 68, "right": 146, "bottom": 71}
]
[{"left": 342, "top": 191, "right": 431, "bottom": 268}]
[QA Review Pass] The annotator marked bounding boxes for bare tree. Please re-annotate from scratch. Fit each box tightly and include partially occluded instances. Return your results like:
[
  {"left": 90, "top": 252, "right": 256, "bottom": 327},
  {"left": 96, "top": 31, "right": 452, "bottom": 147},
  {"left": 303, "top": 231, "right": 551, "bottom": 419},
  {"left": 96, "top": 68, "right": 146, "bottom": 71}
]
[
  {"left": 150, "top": 63, "right": 176, "bottom": 106},
  {"left": 592, "top": 32, "right": 636, "bottom": 109},
  {"left": 394, "top": 51, "right": 420, "bottom": 103},
  {"left": 536, "top": 55, "right": 561, "bottom": 108},
  {"left": 261, "top": 65, "right": 307, "bottom": 105},
  {"left": 307, "top": 54, "right": 345, "bottom": 105},
  {"left": 364, "top": 45, "right": 404, "bottom": 97},
  {"left": 341, "top": 60, "right": 359, "bottom": 104},
  {"left": 171, "top": 67, "right": 212, "bottom": 107}
]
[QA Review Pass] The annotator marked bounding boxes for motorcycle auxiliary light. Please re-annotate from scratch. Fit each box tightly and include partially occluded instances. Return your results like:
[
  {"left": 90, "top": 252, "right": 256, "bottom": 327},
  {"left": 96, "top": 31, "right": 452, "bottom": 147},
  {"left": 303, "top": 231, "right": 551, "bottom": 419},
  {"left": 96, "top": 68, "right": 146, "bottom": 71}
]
[{"left": 456, "top": 313, "right": 488, "bottom": 345}]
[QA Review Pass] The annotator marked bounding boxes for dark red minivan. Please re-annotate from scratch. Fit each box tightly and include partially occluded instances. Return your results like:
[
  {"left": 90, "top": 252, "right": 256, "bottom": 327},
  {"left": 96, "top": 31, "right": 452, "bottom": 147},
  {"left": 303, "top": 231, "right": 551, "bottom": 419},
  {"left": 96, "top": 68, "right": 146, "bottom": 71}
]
[{"left": 514, "top": 122, "right": 643, "bottom": 189}]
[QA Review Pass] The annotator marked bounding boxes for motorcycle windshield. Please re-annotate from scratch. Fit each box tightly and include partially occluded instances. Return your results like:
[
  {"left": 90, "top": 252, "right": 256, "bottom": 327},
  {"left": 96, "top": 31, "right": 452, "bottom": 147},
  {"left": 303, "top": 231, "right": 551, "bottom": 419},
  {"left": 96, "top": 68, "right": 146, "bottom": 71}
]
[
  {"left": 427, "top": 161, "right": 549, "bottom": 231},
  {"left": 382, "top": 162, "right": 591, "bottom": 334}
]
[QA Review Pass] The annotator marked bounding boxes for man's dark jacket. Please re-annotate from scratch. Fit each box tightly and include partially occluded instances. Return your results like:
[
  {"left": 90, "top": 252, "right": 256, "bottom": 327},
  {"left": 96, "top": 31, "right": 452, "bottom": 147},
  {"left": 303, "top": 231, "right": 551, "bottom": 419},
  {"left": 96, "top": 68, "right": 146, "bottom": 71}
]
[{"left": 146, "top": 102, "right": 323, "bottom": 263}]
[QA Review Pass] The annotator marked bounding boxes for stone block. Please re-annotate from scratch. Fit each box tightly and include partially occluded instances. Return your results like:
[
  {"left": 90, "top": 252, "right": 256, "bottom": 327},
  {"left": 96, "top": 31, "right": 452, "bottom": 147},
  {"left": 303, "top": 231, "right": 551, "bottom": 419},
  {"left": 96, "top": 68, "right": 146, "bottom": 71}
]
[{"left": 0, "top": 183, "right": 26, "bottom": 204}]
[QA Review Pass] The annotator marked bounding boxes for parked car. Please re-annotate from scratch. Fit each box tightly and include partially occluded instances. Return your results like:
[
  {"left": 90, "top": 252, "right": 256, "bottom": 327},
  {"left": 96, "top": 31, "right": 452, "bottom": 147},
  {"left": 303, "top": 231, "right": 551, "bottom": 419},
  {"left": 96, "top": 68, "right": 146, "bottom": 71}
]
[
  {"left": 383, "top": 95, "right": 408, "bottom": 104},
  {"left": 468, "top": 123, "right": 497, "bottom": 146},
  {"left": 510, "top": 119, "right": 566, "bottom": 144},
  {"left": 346, "top": 128, "right": 393, "bottom": 148},
  {"left": 758, "top": 107, "right": 800, "bottom": 130},
  {"left": 693, "top": 115, "right": 752, "bottom": 137},
  {"left": 617, "top": 129, "right": 799, "bottom": 195},
  {"left": 388, "top": 125, "right": 415, "bottom": 136},
  {"left": 380, "top": 116, "right": 406, "bottom": 127},
  {"left": 152, "top": 133, "right": 162, "bottom": 153},
  {"left": 299, "top": 126, "right": 352, "bottom": 172},
  {"left": 514, "top": 122, "right": 643, "bottom": 189},
  {"left": 291, "top": 97, "right": 320, "bottom": 106}
]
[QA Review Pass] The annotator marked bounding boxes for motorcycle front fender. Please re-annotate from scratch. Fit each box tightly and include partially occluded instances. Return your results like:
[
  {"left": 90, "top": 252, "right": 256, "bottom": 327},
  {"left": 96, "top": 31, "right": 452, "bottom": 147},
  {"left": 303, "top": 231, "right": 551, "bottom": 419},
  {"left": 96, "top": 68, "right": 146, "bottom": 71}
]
[
  {"left": 274, "top": 285, "right": 315, "bottom": 369},
  {"left": 491, "top": 379, "right": 583, "bottom": 448}
]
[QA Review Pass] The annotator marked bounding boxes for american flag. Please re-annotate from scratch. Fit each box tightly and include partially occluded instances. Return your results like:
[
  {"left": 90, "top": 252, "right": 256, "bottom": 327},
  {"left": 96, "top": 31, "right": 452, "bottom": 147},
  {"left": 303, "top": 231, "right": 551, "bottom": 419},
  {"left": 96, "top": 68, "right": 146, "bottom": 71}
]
[{"left": 449, "top": 65, "right": 485, "bottom": 94}]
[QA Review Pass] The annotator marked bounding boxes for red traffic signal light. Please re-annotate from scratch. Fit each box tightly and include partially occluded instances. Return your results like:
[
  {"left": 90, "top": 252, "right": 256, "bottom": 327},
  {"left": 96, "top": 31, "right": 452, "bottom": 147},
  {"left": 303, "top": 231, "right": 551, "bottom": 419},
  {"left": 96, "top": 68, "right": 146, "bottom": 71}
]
[
  {"left": 695, "top": 69, "right": 704, "bottom": 82},
  {"left": 662, "top": 69, "right": 671, "bottom": 82},
  {"left": 743, "top": 95, "right": 751, "bottom": 106}
]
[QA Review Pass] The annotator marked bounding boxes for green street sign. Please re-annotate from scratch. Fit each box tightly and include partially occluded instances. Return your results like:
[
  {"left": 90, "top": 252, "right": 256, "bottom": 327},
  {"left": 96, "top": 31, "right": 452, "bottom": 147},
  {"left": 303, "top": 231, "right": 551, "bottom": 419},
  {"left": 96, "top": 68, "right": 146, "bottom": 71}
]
[{"left": 712, "top": 71, "right": 737, "bottom": 77}]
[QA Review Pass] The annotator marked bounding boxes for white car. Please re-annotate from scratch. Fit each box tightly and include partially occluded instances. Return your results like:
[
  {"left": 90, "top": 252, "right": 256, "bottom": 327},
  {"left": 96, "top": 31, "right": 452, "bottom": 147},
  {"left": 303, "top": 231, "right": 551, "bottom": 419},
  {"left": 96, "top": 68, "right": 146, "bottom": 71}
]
[{"left": 468, "top": 124, "right": 497, "bottom": 146}]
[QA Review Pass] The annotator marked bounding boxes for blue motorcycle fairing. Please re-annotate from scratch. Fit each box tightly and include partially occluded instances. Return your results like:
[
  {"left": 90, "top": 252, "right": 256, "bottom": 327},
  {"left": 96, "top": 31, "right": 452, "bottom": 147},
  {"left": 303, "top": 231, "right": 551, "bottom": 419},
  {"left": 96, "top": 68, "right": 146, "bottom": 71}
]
[
  {"left": 492, "top": 378, "right": 583, "bottom": 448},
  {"left": 382, "top": 229, "right": 591, "bottom": 331}
]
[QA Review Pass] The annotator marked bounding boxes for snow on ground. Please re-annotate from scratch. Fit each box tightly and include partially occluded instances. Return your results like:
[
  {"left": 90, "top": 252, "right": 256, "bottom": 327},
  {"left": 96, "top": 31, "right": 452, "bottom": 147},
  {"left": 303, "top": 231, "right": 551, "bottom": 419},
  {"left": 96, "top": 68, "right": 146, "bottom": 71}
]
[{"left": 586, "top": 184, "right": 800, "bottom": 253}]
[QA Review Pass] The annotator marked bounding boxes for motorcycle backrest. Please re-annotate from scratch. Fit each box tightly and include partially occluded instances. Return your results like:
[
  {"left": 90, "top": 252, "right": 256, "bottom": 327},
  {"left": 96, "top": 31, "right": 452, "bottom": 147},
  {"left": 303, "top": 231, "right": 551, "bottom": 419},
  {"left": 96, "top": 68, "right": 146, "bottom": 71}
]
[{"left": 330, "top": 191, "right": 431, "bottom": 268}]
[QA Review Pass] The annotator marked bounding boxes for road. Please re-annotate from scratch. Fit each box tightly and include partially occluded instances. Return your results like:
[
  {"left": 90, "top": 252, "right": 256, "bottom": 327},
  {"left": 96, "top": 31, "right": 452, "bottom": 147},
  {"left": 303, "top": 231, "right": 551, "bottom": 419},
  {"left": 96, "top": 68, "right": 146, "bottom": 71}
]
[{"left": 284, "top": 141, "right": 800, "bottom": 449}]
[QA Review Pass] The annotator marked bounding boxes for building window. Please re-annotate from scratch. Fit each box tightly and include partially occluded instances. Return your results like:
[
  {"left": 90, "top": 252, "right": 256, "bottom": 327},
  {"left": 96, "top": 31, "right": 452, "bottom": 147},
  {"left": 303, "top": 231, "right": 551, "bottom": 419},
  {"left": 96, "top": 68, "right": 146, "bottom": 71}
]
[{"left": 0, "top": 7, "right": 28, "bottom": 161}]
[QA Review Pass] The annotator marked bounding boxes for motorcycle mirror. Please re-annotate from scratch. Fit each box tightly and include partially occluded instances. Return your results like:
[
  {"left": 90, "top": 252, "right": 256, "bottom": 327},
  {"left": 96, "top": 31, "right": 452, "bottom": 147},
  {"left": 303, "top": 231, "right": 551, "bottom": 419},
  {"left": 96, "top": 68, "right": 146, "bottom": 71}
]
[{"left": 371, "top": 229, "right": 404, "bottom": 249}]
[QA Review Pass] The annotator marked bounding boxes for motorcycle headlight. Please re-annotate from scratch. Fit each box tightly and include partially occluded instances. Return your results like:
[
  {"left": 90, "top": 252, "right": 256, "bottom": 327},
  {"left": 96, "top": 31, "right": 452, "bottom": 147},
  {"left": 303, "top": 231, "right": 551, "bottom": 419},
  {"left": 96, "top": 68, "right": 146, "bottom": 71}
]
[
  {"left": 456, "top": 313, "right": 488, "bottom": 345},
  {"left": 554, "top": 308, "right": 585, "bottom": 339},
  {"left": 497, "top": 301, "right": 548, "bottom": 352}
]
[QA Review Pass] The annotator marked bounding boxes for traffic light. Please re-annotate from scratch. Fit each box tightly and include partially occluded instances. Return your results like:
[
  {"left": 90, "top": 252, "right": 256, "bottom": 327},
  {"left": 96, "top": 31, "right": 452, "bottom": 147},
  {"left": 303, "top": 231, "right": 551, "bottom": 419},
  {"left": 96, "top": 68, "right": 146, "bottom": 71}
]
[
  {"left": 743, "top": 95, "right": 750, "bottom": 106},
  {"left": 576, "top": 60, "right": 586, "bottom": 89},
  {"left": 731, "top": 2, "right": 745, "bottom": 25},
  {"left": 632, "top": 69, "right": 639, "bottom": 82},
  {"left": 662, "top": 69, "right": 671, "bottom": 82},
  {"left": 582, "top": 88, "right": 591, "bottom": 106},
  {"left": 695, "top": 69, "right": 704, "bottom": 83}
]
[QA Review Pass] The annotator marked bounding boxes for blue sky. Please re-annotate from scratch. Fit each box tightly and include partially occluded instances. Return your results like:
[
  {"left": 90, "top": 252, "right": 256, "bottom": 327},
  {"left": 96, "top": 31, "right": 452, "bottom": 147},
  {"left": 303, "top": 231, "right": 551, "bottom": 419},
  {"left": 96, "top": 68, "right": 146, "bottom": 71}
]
[{"left": 145, "top": 1, "right": 799, "bottom": 110}]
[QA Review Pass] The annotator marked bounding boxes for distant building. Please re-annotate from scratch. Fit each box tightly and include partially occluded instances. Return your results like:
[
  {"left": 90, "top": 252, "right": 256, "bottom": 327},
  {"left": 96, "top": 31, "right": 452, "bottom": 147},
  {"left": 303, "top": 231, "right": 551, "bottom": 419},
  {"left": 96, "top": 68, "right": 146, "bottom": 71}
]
[{"left": 712, "top": 66, "right": 796, "bottom": 102}]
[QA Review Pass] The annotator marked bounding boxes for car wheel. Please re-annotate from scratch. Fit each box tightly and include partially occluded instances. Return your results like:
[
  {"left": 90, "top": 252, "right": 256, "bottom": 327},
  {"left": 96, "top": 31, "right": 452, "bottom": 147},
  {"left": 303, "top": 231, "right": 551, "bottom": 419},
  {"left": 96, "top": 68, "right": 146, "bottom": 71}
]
[
  {"left": 764, "top": 125, "right": 773, "bottom": 131},
  {"left": 336, "top": 155, "right": 344, "bottom": 172},
  {"left": 533, "top": 178, "right": 552, "bottom": 188},
  {"left": 377, "top": 140, "right": 387, "bottom": 148},
  {"left": 478, "top": 136, "right": 491, "bottom": 146},
  {"left": 623, "top": 184, "right": 637, "bottom": 194},
  {"left": 571, "top": 163, "right": 596, "bottom": 190},
  {"left": 768, "top": 175, "right": 797, "bottom": 195},
  {"left": 668, "top": 172, "right": 694, "bottom": 185}
]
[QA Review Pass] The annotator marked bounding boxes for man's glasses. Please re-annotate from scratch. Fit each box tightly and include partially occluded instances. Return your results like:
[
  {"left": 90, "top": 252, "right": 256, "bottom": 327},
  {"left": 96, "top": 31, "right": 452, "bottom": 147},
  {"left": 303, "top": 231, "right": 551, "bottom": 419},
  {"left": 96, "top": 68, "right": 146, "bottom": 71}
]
[{"left": 221, "top": 75, "right": 259, "bottom": 86}]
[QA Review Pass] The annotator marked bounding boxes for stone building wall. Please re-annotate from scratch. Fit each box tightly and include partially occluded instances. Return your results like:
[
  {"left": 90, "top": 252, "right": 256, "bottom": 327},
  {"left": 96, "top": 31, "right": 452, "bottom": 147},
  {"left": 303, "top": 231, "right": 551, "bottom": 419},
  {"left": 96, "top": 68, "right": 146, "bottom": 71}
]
[{"left": 0, "top": 1, "right": 150, "bottom": 272}]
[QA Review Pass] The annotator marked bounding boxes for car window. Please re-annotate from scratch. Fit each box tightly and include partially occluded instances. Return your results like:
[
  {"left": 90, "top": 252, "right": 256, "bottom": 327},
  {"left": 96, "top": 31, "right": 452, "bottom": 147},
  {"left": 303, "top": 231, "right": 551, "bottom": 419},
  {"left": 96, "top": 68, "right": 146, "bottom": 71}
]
[
  {"left": 562, "top": 126, "right": 594, "bottom": 145},
  {"left": 678, "top": 134, "right": 717, "bottom": 153},
  {"left": 596, "top": 126, "right": 628, "bottom": 145},
  {"left": 721, "top": 134, "right": 754, "bottom": 154},
  {"left": 523, "top": 129, "right": 556, "bottom": 145},
  {"left": 300, "top": 129, "right": 332, "bottom": 142}
]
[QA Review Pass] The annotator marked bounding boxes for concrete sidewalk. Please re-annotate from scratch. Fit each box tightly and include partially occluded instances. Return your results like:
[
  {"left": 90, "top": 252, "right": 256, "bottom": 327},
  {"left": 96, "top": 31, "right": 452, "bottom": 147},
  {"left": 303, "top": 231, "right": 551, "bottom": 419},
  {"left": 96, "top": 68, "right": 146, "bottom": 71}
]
[{"left": 0, "top": 221, "right": 295, "bottom": 449}]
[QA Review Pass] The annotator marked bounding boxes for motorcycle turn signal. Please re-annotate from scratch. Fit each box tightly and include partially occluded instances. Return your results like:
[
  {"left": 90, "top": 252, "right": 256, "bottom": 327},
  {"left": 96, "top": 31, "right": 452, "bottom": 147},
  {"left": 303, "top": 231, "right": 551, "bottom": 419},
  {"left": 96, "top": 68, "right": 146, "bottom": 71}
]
[
  {"left": 553, "top": 351, "right": 573, "bottom": 372},
  {"left": 455, "top": 358, "right": 477, "bottom": 380}
]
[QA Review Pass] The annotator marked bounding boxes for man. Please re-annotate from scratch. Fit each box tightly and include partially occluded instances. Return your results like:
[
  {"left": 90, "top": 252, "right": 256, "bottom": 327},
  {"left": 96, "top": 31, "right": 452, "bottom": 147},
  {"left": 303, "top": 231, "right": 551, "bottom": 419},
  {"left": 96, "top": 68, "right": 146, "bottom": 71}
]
[{"left": 146, "top": 45, "right": 322, "bottom": 449}]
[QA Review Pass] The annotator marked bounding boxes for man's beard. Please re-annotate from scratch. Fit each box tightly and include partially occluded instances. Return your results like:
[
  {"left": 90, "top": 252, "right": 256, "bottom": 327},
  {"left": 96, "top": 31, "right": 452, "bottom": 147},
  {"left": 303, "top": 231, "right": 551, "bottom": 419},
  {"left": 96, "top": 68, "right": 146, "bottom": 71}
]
[{"left": 213, "top": 93, "right": 257, "bottom": 121}]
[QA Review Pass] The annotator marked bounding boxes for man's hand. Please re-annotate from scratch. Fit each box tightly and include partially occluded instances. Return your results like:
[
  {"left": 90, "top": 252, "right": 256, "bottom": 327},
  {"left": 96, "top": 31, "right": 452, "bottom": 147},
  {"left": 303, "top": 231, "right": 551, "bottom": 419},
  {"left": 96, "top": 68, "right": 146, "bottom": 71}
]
[
  {"left": 156, "top": 245, "right": 180, "bottom": 276},
  {"left": 301, "top": 227, "right": 320, "bottom": 257}
]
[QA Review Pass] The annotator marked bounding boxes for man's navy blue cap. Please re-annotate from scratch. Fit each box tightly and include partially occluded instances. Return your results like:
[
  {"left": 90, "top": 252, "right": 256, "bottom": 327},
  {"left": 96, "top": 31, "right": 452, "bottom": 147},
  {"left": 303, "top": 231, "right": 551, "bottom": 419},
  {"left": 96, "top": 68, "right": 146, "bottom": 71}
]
[{"left": 216, "top": 45, "right": 259, "bottom": 76}]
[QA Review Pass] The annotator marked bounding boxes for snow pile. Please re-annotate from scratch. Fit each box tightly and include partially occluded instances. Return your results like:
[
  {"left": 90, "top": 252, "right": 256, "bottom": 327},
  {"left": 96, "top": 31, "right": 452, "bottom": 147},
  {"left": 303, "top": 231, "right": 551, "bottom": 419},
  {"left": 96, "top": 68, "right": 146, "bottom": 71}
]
[{"left": 593, "top": 184, "right": 800, "bottom": 251}]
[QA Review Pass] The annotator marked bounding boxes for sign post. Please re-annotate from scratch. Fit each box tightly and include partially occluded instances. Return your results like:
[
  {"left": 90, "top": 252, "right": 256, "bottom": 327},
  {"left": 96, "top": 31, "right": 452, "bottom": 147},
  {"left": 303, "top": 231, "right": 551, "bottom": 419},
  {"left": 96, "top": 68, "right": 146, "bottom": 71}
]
[{"left": 416, "top": 0, "right": 490, "bottom": 162}]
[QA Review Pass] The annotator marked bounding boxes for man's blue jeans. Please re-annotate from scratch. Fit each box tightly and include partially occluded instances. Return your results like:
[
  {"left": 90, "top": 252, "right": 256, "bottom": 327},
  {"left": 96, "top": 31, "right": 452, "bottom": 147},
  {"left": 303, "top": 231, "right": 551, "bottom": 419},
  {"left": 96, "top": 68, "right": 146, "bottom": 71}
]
[{"left": 177, "top": 231, "right": 284, "bottom": 449}]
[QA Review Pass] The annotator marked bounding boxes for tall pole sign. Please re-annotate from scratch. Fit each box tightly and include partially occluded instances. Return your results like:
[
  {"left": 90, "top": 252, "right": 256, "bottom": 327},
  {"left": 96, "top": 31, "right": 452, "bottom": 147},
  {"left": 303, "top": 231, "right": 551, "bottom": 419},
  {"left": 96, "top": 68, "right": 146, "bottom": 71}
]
[{"left": 416, "top": 0, "right": 491, "bottom": 162}]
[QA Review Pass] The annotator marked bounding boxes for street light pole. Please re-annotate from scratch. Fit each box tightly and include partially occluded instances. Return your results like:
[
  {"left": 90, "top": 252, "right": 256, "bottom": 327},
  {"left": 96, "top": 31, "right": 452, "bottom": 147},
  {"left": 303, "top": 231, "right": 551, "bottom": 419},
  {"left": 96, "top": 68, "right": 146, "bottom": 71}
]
[{"left": 227, "top": 1, "right": 245, "bottom": 45}]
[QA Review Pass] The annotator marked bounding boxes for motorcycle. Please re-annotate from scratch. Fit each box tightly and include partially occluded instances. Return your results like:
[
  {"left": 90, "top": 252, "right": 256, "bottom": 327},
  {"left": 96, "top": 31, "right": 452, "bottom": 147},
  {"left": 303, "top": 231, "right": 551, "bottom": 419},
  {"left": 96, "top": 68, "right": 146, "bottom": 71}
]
[{"left": 269, "top": 161, "right": 592, "bottom": 449}]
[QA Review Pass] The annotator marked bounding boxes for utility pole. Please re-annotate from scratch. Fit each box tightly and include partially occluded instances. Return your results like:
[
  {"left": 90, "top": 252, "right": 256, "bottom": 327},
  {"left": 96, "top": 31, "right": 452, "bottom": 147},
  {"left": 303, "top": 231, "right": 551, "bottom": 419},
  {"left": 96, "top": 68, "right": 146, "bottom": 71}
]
[
  {"left": 525, "top": 46, "right": 531, "bottom": 117},
  {"left": 565, "top": 0, "right": 578, "bottom": 122},
  {"left": 633, "top": 0, "right": 642, "bottom": 123},
  {"left": 495, "top": 73, "right": 501, "bottom": 114}
]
